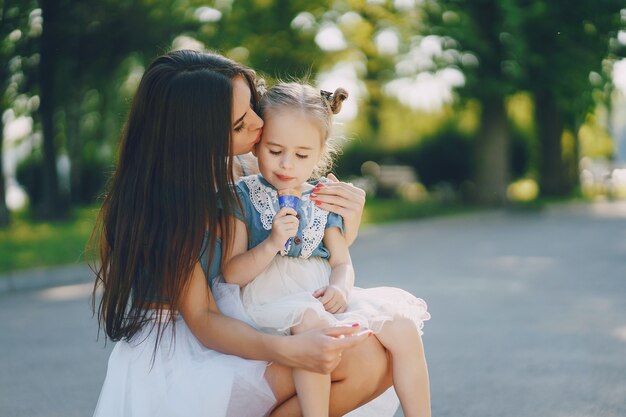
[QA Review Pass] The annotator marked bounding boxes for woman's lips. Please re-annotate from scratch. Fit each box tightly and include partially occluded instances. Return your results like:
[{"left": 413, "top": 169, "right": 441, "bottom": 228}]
[{"left": 253, "top": 130, "right": 262, "bottom": 143}]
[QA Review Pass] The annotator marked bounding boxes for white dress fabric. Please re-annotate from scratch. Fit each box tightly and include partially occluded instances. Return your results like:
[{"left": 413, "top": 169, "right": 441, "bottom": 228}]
[
  {"left": 212, "top": 277, "right": 402, "bottom": 417},
  {"left": 241, "top": 255, "right": 430, "bottom": 336},
  {"left": 233, "top": 175, "right": 430, "bottom": 337},
  {"left": 93, "top": 312, "right": 275, "bottom": 417}
]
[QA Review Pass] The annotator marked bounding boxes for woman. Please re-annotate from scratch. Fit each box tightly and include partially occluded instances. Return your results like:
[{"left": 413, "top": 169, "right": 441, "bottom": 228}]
[{"left": 91, "top": 49, "right": 396, "bottom": 417}]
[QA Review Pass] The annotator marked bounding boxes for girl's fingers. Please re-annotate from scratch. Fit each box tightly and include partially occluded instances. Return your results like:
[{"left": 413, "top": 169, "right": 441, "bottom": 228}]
[
  {"left": 276, "top": 207, "right": 298, "bottom": 217},
  {"left": 325, "top": 300, "right": 338, "bottom": 313},
  {"left": 313, "top": 287, "right": 326, "bottom": 298},
  {"left": 320, "top": 292, "right": 334, "bottom": 306},
  {"left": 329, "top": 301, "right": 342, "bottom": 314}
]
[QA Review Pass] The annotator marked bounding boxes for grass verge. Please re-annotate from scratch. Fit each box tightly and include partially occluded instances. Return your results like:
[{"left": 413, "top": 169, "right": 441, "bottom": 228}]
[
  {"left": 0, "top": 206, "right": 98, "bottom": 273},
  {"left": 363, "top": 198, "right": 472, "bottom": 224},
  {"left": 1, "top": 199, "right": 472, "bottom": 274}
]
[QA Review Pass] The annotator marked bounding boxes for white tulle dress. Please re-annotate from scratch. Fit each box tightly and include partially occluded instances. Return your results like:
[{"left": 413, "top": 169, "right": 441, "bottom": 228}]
[
  {"left": 92, "top": 310, "right": 276, "bottom": 417},
  {"left": 228, "top": 175, "right": 430, "bottom": 337},
  {"left": 93, "top": 285, "right": 403, "bottom": 417}
]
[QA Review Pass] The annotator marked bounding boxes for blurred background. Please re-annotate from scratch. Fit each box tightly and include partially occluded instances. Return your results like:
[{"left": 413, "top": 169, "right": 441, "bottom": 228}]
[
  {"left": 1, "top": 0, "right": 625, "bottom": 271},
  {"left": 2, "top": 3, "right": 626, "bottom": 417}
]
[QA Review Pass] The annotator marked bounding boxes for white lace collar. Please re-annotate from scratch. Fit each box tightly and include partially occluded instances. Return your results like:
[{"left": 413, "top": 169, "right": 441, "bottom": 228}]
[{"left": 240, "top": 175, "right": 329, "bottom": 258}]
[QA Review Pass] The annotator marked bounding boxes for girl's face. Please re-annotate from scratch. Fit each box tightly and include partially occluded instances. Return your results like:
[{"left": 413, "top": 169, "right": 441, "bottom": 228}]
[
  {"left": 255, "top": 109, "right": 323, "bottom": 191},
  {"left": 230, "top": 76, "right": 264, "bottom": 156}
]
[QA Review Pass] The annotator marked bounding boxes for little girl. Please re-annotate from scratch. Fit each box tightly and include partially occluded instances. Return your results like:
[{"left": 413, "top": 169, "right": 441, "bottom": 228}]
[{"left": 220, "top": 82, "right": 431, "bottom": 417}]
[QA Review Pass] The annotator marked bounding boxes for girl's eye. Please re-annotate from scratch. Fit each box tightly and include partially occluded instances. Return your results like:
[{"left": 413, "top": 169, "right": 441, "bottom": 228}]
[
  {"left": 296, "top": 154, "right": 308, "bottom": 159},
  {"left": 269, "top": 150, "right": 281, "bottom": 155},
  {"left": 234, "top": 122, "right": 245, "bottom": 133}
]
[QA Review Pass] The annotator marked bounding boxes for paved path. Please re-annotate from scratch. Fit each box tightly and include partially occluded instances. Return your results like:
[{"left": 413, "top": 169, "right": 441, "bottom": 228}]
[{"left": 1, "top": 201, "right": 625, "bottom": 417}]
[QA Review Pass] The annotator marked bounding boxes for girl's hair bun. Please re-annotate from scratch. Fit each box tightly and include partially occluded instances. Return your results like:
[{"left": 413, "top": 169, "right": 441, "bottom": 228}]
[
  {"left": 329, "top": 87, "right": 349, "bottom": 115},
  {"left": 321, "top": 88, "right": 349, "bottom": 114}
]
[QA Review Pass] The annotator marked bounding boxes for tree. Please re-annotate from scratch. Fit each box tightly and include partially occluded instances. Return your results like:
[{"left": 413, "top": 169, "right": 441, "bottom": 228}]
[
  {"left": 0, "top": 0, "right": 40, "bottom": 226},
  {"left": 423, "top": 0, "right": 526, "bottom": 205},
  {"left": 35, "top": 0, "right": 207, "bottom": 214},
  {"left": 521, "top": 0, "right": 624, "bottom": 197}
]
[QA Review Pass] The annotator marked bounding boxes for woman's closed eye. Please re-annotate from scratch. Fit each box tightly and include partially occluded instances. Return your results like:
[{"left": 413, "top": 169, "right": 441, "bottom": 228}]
[{"left": 234, "top": 122, "right": 246, "bottom": 133}]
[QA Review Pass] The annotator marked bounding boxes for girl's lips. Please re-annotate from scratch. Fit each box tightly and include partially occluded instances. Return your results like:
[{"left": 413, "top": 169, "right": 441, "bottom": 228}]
[{"left": 276, "top": 174, "right": 294, "bottom": 182}]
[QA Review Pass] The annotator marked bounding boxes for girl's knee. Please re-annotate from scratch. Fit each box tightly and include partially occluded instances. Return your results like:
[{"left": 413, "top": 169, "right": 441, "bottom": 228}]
[{"left": 378, "top": 316, "right": 424, "bottom": 352}]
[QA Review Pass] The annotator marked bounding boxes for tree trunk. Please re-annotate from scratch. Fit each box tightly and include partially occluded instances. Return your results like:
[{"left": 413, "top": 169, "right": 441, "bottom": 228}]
[
  {"left": 67, "top": 88, "right": 82, "bottom": 204},
  {"left": 563, "top": 114, "right": 581, "bottom": 195},
  {"left": 536, "top": 91, "right": 568, "bottom": 197},
  {"left": 365, "top": 77, "right": 382, "bottom": 143},
  {"left": 38, "top": 0, "right": 66, "bottom": 219},
  {"left": 0, "top": 119, "right": 10, "bottom": 228},
  {"left": 0, "top": 4, "right": 11, "bottom": 227},
  {"left": 472, "top": 96, "right": 509, "bottom": 205}
]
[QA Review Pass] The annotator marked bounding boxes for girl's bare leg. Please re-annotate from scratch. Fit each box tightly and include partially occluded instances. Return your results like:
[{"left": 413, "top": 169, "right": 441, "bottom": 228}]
[
  {"left": 290, "top": 312, "right": 333, "bottom": 417},
  {"left": 376, "top": 318, "right": 431, "bottom": 417},
  {"left": 267, "top": 332, "right": 393, "bottom": 417}
]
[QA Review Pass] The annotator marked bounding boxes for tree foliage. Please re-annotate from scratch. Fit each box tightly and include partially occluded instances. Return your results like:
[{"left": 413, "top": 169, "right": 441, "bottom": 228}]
[
  {"left": 1, "top": 0, "right": 624, "bottom": 225},
  {"left": 423, "top": 0, "right": 623, "bottom": 200}
]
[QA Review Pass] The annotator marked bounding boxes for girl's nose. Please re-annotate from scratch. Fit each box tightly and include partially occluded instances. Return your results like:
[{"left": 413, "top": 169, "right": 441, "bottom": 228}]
[{"left": 280, "top": 155, "right": 293, "bottom": 169}]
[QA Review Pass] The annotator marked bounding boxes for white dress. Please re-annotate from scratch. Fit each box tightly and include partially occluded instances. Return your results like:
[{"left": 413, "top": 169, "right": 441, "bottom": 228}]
[
  {"left": 93, "top": 311, "right": 276, "bottom": 417},
  {"left": 230, "top": 175, "right": 430, "bottom": 337}
]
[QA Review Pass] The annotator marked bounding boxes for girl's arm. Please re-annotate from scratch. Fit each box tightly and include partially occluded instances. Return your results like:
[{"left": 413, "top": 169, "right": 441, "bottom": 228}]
[
  {"left": 309, "top": 173, "right": 366, "bottom": 246},
  {"left": 221, "top": 207, "right": 298, "bottom": 287},
  {"left": 179, "top": 261, "right": 369, "bottom": 373},
  {"left": 314, "top": 227, "right": 355, "bottom": 314}
]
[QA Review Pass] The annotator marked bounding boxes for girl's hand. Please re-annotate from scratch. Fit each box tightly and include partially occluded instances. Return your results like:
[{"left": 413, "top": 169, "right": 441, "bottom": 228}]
[
  {"left": 313, "top": 285, "right": 349, "bottom": 314},
  {"left": 310, "top": 173, "right": 365, "bottom": 246},
  {"left": 269, "top": 207, "right": 299, "bottom": 251},
  {"left": 279, "top": 324, "right": 370, "bottom": 374}
]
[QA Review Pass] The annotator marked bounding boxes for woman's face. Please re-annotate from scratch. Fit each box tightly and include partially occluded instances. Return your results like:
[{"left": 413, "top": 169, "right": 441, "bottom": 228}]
[{"left": 230, "top": 76, "right": 264, "bottom": 156}]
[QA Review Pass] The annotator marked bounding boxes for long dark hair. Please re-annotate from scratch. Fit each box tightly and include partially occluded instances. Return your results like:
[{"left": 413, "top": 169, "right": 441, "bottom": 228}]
[{"left": 89, "top": 50, "right": 259, "bottom": 343}]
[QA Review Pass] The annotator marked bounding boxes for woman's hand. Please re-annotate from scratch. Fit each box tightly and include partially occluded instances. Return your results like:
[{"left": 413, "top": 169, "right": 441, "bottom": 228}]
[
  {"left": 310, "top": 173, "right": 365, "bottom": 246},
  {"left": 276, "top": 325, "right": 371, "bottom": 374},
  {"left": 313, "top": 285, "right": 349, "bottom": 314}
]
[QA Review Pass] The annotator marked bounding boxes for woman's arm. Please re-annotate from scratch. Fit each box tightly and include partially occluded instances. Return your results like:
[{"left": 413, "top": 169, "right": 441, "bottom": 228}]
[
  {"left": 310, "top": 173, "right": 366, "bottom": 246},
  {"left": 179, "top": 262, "right": 370, "bottom": 373}
]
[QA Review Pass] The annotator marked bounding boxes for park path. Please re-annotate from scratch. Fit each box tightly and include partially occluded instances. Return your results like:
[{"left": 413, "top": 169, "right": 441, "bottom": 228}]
[{"left": 1, "top": 201, "right": 625, "bottom": 417}]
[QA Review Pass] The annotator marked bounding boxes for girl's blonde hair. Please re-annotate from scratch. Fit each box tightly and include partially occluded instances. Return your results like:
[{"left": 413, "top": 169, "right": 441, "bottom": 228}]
[{"left": 258, "top": 82, "right": 348, "bottom": 178}]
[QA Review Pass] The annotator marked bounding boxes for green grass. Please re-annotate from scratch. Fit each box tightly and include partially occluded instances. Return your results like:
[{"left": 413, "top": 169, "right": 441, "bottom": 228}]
[
  {"left": 363, "top": 198, "right": 472, "bottom": 224},
  {"left": 0, "top": 206, "right": 99, "bottom": 273},
  {"left": 0, "top": 199, "right": 470, "bottom": 274}
]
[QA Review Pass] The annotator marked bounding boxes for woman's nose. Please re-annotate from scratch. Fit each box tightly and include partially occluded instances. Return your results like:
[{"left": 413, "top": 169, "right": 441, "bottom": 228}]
[{"left": 249, "top": 110, "right": 264, "bottom": 130}]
